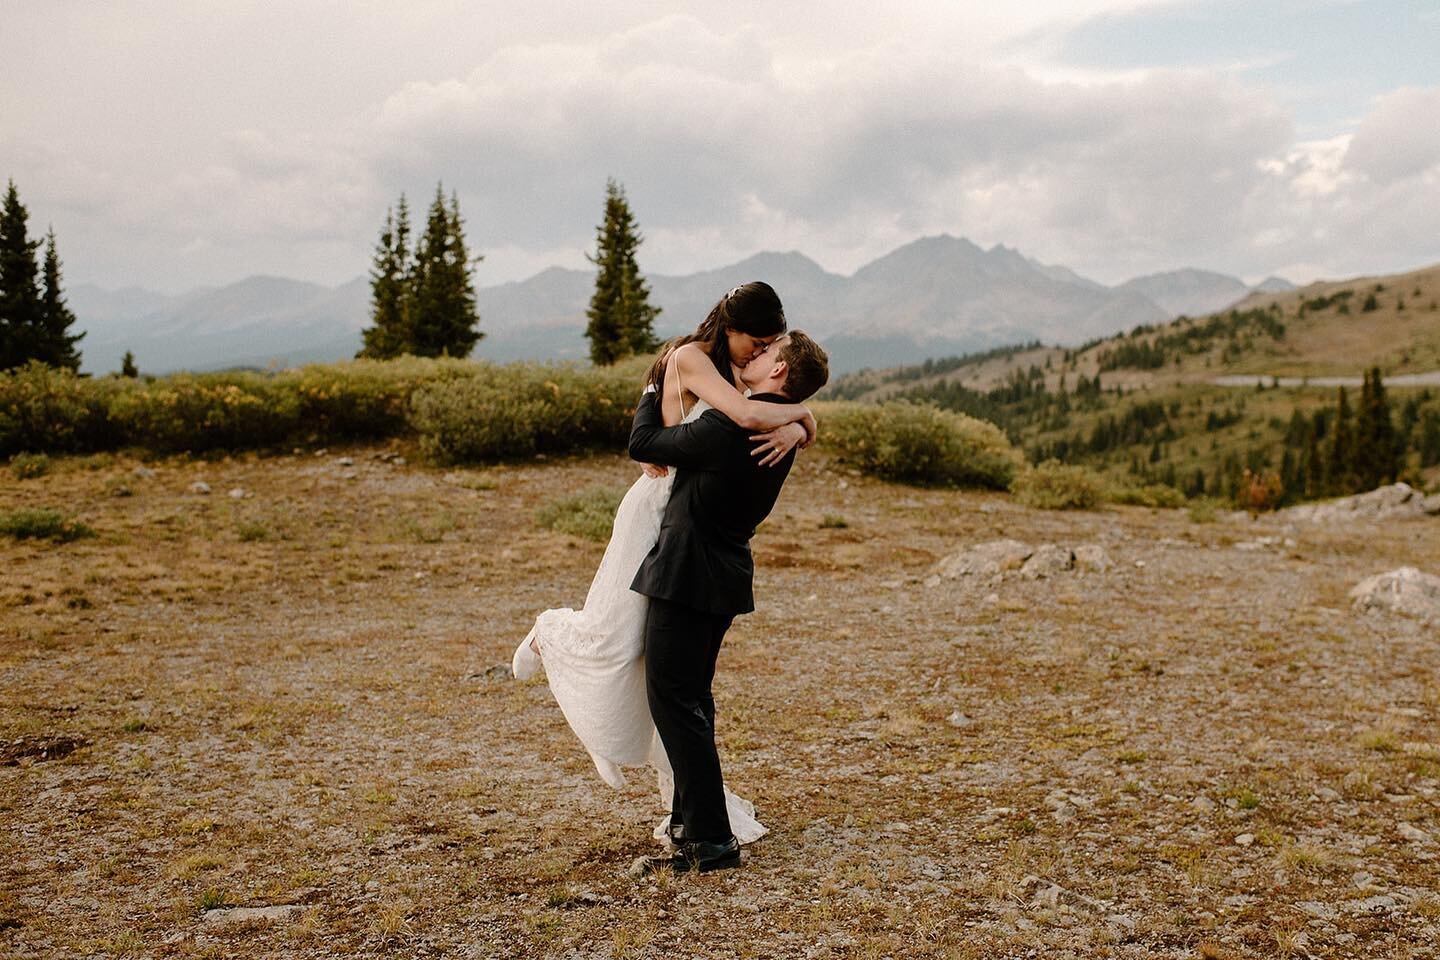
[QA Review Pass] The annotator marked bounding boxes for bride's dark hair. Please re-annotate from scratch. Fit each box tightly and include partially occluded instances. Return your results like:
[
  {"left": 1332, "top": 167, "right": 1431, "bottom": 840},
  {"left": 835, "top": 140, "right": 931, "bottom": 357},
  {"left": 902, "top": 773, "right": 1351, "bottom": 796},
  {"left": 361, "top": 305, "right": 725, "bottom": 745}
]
[{"left": 645, "top": 281, "right": 787, "bottom": 389}]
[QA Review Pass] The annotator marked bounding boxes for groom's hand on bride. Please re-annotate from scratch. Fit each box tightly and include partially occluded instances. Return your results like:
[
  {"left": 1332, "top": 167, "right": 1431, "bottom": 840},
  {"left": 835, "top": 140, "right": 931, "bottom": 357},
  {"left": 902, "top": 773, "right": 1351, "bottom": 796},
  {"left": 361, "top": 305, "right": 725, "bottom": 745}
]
[
  {"left": 749, "top": 420, "right": 808, "bottom": 467},
  {"left": 640, "top": 462, "right": 668, "bottom": 478}
]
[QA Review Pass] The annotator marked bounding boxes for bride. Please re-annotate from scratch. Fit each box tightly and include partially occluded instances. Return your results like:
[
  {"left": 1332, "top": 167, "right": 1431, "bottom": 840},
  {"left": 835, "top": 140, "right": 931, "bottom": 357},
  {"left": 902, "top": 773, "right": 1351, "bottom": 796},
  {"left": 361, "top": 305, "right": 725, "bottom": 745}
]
[{"left": 511, "top": 281, "right": 815, "bottom": 846}]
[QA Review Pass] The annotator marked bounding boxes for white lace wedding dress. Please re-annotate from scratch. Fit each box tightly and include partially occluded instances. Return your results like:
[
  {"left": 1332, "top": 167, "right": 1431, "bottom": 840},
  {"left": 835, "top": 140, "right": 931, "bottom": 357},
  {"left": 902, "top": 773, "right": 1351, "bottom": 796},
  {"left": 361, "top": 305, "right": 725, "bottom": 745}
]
[{"left": 519, "top": 395, "right": 767, "bottom": 845}]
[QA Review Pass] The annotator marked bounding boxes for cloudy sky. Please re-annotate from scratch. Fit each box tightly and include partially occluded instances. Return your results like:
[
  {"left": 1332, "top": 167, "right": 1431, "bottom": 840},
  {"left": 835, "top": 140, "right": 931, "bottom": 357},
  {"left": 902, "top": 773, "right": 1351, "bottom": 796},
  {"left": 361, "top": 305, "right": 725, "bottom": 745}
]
[{"left": 3, "top": 0, "right": 1438, "bottom": 293}]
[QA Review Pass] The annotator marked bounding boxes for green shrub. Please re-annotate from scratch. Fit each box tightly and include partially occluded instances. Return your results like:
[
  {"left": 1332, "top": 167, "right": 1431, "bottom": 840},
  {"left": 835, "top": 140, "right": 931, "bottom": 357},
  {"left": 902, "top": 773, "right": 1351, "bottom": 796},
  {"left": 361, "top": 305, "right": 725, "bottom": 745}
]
[
  {"left": 286, "top": 356, "right": 481, "bottom": 440},
  {"left": 0, "top": 361, "right": 114, "bottom": 456},
  {"left": 103, "top": 373, "right": 302, "bottom": 452},
  {"left": 0, "top": 508, "right": 95, "bottom": 542},
  {"left": 409, "top": 362, "right": 639, "bottom": 464},
  {"left": 815, "top": 401, "right": 1022, "bottom": 489},
  {"left": 1105, "top": 482, "right": 1186, "bottom": 508},
  {"left": 1013, "top": 460, "right": 1105, "bottom": 510},
  {"left": 9, "top": 452, "right": 51, "bottom": 479},
  {"left": 536, "top": 484, "right": 628, "bottom": 542}
]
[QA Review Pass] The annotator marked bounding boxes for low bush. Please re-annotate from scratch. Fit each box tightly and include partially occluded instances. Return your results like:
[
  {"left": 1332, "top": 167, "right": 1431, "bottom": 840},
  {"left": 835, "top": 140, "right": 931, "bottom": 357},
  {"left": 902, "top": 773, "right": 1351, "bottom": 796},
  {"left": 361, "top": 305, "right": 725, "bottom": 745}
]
[
  {"left": 1013, "top": 460, "right": 1105, "bottom": 510},
  {"left": 9, "top": 452, "right": 50, "bottom": 479},
  {"left": 815, "top": 401, "right": 1022, "bottom": 489},
  {"left": 0, "top": 361, "right": 114, "bottom": 456},
  {"left": 1105, "top": 482, "right": 1187, "bottom": 508},
  {"left": 410, "top": 362, "right": 640, "bottom": 464},
  {"left": 2, "top": 356, "right": 657, "bottom": 462},
  {"left": 0, "top": 508, "right": 95, "bottom": 542},
  {"left": 536, "top": 484, "right": 629, "bottom": 542}
]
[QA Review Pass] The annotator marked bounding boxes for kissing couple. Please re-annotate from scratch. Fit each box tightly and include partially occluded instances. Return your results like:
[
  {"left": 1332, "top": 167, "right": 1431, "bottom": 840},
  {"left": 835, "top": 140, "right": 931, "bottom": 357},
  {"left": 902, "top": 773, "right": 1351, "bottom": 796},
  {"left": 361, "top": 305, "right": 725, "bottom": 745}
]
[{"left": 511, "top": 280, "right": 830, "bottom": 873}]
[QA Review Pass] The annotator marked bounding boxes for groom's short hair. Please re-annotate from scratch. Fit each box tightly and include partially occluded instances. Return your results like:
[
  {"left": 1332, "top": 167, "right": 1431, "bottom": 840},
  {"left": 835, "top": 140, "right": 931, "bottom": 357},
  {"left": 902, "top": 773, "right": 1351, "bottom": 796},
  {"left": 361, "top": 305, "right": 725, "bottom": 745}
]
[{"left": 779, "top": 330, "right": 829, "bottom": 401}]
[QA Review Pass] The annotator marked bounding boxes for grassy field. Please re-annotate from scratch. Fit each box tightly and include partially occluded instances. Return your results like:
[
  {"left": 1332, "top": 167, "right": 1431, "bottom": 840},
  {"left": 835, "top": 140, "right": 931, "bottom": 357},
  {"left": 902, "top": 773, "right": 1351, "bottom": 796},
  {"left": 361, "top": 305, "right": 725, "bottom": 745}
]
[{"left": 3, "top": 443, "right": 1440, "bottom": 958}]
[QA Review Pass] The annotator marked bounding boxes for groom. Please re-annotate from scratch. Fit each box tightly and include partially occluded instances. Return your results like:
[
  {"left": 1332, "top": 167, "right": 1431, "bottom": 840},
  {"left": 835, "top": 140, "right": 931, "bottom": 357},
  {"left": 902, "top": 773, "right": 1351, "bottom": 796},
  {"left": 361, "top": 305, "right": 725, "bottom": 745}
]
[{"left": 626, "top": 330, "right": 829, "bottom": 874}]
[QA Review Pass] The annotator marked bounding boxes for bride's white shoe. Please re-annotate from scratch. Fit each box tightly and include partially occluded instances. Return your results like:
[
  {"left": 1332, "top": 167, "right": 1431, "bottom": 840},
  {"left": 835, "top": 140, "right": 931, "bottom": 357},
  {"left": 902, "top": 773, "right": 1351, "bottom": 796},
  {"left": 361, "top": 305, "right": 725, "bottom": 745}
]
[{"left": 512, "top": 634, "right": 542, "bottom": 680}]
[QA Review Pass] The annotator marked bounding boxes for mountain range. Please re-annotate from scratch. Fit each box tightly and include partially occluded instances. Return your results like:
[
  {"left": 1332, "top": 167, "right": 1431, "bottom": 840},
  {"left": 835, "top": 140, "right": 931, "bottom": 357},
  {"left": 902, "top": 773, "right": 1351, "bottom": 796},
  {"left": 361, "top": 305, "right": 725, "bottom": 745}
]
[{"left": 69, "top": 235, "right": 1293, "bottom": 376}]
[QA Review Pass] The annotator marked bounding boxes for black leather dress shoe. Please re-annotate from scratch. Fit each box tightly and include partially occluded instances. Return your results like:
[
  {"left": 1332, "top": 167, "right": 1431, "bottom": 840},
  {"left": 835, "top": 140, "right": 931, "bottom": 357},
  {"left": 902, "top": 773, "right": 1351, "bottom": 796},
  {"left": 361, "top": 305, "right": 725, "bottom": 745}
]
[
  {"left": 667, "top": 822, "right": 686, "bottom": 844},
  {"left": 638, "top": 835, "right": 741, "bottom": 875}
]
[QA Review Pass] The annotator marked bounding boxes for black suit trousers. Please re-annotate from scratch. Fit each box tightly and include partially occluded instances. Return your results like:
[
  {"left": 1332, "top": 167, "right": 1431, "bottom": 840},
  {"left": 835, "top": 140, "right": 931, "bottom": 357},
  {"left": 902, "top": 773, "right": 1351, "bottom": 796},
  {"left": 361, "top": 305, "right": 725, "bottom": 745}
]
[{"left": 643, "top": 595, "right": 735, "bottom": 844}]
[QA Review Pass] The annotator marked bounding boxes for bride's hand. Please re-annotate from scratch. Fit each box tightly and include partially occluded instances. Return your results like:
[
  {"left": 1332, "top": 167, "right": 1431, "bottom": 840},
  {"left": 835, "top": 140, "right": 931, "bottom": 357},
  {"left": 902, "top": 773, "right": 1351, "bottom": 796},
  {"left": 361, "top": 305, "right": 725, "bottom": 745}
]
[
  {"left": 798, "top": 410, "right": 818, "bottom": 449},
  {"left": 749, "top": 421, "right": 807, "bottom": 467},
  {"left": 640, "top": 462, "right": 668, "bottom": 479}
]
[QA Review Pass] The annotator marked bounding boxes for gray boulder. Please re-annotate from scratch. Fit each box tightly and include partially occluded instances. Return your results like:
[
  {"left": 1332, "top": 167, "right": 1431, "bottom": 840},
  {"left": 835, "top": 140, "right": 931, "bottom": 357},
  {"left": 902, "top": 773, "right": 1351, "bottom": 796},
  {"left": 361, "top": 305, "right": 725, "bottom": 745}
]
[
  {"left": 1073, "top": 544, "right": 1114, "bottom": 573},
  {"left": 1285, "top": 483, "right": 1430, "bottom": 523},
  {"left": 1349, "top": 567, "right": 1440, "bottom": 622},
  {"left": 936, "top": 539, "right": 1033, "bottom": 578},
  {"left": 1021, "top": 544, "right": 1074, "bottom": 579}
]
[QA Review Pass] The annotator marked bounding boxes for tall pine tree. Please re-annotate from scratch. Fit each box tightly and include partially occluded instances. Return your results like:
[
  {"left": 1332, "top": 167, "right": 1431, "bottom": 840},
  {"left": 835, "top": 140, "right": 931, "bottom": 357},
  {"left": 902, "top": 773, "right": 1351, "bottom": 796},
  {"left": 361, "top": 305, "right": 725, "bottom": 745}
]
[
  {"left": 1354, "top": 367, "right": 1397, "bottom": 490},
  {"left": 358, "top": 196, "right": 414, "bottom": 359},
  {"left": 409, "top": 186, "right": 481, "bottom": 358},
  {"left": 586, "top": 179, "right": 660, "bottom": 365},
  {"left": 1327, "top": 386, "right": 1357, "bottom": 495},
  {"left": 359, "top": 187, "right": 480, "bottom": 359},
  {"left": 39, "top": 228, "right": 84, "bottom": 371},
  {"left": 0, "top": 180, "right": 43, "bottom": 371}
]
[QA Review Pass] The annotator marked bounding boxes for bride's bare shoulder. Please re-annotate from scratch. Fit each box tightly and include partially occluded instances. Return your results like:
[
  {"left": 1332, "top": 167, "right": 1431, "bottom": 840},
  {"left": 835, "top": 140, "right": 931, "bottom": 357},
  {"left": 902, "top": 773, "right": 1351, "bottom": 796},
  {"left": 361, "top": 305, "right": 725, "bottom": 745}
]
[{"left": 670, "top": 342, "right": 708, "bottom": 366}]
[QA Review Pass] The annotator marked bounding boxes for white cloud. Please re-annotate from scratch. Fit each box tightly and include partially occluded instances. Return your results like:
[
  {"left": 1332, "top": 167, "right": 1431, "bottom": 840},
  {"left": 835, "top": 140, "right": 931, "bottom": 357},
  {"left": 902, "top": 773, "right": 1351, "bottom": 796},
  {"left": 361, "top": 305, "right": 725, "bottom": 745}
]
[
  {"left": 1343, "top": 86, "right": 1440, "bottom": 185},
  {"left": 1, "top": 4, "right": 1435, "bottom": 292}
]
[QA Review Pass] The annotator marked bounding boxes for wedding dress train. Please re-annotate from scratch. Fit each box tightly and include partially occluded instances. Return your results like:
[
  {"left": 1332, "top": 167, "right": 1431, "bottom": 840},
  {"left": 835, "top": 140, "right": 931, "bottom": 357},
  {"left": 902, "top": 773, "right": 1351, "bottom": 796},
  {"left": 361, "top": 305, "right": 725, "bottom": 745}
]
[{"left": 518, "top": 397, "right": 767, "bottom": 845}]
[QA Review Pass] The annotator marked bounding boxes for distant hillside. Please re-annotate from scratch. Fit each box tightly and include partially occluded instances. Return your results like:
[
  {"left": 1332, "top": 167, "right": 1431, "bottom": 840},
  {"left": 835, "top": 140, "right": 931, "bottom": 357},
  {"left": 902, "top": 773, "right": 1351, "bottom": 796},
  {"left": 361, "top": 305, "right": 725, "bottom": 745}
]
[
  {"left": 69, "top": 236, "right": 1283, "bottom": 376},
  {"left": 823, "top": 261, "right": 1440, "bottom": 504}
]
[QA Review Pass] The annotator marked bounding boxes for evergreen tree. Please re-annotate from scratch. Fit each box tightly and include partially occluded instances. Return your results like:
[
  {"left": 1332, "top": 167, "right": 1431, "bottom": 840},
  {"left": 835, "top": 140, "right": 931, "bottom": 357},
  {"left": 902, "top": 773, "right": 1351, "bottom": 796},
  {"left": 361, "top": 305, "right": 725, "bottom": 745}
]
[
  {"left": 1327, "top": 387, "right": 1356, "bottom": 495},
  {"left": 586, "top": 179, "right": 660, "bottom": 365},
  {"left": 38, "top": 229, "right": 83, "bottom": 370},
  {"left": 0, "top": 180, "right": 43, "bottom": 371},
  {"left": 1303, "top": 420, "right": 1323, "bottom": 497},
  {"left": 1420, "top": 411, "right": 1440, "bottom": 468},
  {"left": 358, "top": 196, "right": 414, "bottom": 359},
  {"left": 120, "top": 350, "right": 138, "bottom": 378},
  {"left": 409, "top": 186, "right": 481, "bottom": 358},
  {"left": 360, "top": 186, "right": 480, "bottom": 360},
  {"left": 1354, "top": 367, "right": 1397, "bottom": 490}
]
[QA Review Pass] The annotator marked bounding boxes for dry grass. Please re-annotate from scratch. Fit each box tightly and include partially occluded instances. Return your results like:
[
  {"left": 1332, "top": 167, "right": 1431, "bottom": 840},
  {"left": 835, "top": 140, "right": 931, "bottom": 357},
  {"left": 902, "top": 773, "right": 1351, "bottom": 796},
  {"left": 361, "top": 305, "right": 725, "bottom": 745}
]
[{"left": 2, "top": 443, "right": 1439, "bottom": 957}]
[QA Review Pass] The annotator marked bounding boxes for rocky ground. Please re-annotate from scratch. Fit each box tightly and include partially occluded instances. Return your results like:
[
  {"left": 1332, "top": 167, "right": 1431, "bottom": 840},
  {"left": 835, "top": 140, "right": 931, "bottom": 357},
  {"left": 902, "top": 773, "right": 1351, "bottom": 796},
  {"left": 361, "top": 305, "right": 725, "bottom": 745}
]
[{"left": 2, "top": 444, "right": 1439, "bottom": 959}]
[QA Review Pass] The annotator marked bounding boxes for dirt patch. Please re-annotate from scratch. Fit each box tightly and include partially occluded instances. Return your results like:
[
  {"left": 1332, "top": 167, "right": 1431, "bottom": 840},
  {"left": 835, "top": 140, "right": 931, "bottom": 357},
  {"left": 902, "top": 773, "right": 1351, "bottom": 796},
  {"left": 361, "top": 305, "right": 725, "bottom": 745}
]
[{"left": 2, "top": 444, "right": 1439, "bottom": 958}]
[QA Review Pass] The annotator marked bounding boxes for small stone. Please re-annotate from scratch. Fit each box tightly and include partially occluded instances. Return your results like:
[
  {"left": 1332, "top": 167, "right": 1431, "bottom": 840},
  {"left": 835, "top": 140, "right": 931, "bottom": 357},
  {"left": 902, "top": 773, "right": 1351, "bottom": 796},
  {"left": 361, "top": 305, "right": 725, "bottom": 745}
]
[
  {"left": 337, "top": 456, "right": 354, "bottom": 466},
  {"left": 202, "top": 905, "right": 303, "bottom": 925},
  {"left": 342, "top": 471, "right": 358, "bottom": 480},
  {"left": 227, "top": 487, "right": 246, "bottom": 499},
  {"left": 483, "top": 664, "right": 512, "bottom": 682},
  {"left": 1397, "top": 822, "right": 1430, "bottom": 843},
  {"left": 1190, "top": 796, "right": 1217, "bottom": 812},
  {"left": 1346, "top": 894, "right": 1399, "bottom": 915},
  {"left": 1295, "top": 901, "right": 1335, "bottom": 920},
  {"left": 393, "top": 457, "right": 406, "bottom": 466},
  {"left": 1073, "top": 545, "right": 1113, "bottom": 573},
  {"left": 132, "top": 466, "right": 157, "bottom": 479},
  {"left": 1134, "top": 560, "right": 1147, "bottom": 568},
  {"left": 946, "top": 711, "right": 972, "bottom": 727},
  {"left": 1234, "top": 833, "right": 1255, "bottom": 847},
  {"left": 1031, "top": 884, "right": 1061, "bottom": 907},
  {"left": 983, "top": 593, "right": 1000, "bottom": 605},
  {"left": 364, "top": 880, "right": 379, "bottom": 892},
  {"left": 189, "top": 481, "right": 211, "bottom": 495}
]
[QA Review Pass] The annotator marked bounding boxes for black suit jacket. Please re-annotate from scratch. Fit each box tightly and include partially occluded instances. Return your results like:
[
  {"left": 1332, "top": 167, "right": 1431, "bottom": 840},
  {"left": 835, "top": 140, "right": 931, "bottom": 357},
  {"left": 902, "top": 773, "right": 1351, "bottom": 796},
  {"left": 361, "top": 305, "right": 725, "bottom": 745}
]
[{"left": 627, "top": 388, "right": 797, "bottom": 616}]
